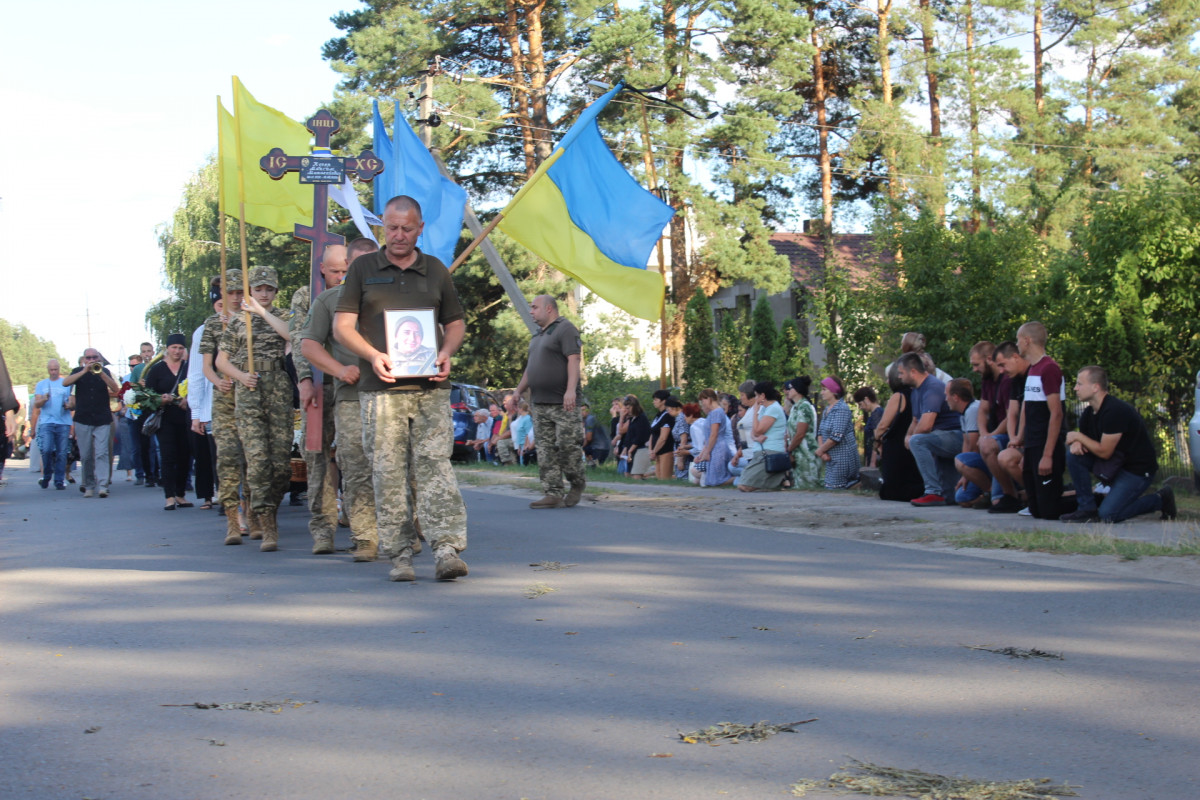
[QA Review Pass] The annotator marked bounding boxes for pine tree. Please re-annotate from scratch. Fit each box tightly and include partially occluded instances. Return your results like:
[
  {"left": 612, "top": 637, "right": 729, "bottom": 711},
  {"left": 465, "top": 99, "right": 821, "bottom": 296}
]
[{"left": 681, "top": 291, "right": 716, "bottom": 398}]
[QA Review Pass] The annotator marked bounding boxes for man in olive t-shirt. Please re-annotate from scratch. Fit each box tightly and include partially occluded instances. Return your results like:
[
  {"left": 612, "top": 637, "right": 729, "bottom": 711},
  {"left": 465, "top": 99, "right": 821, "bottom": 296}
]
[
  {"left": 513, "top": 294, "right": 586, "bottom": 509},
  {"left": 334, "top": 195, "right": 469, "bottom": 582}
]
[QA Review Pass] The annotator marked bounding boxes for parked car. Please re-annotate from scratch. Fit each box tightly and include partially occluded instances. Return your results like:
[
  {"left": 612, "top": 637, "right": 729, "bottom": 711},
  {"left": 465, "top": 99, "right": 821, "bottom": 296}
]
[
  {"left": 1189, "top": 370, "right": 1200, "bottom": 490},
  {"left": 451, "top": 382, "right": 498, "bottom": 462}
]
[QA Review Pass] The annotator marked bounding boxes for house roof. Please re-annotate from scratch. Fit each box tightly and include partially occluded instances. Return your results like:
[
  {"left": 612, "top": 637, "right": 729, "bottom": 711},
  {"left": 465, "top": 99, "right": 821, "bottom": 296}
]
[{"left": 769, "top": 232, "right": 893, "bottom": 289}]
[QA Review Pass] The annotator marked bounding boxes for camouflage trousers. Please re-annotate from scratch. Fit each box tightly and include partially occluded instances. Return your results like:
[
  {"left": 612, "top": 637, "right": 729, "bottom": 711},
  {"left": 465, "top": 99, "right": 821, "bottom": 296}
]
[
  {"left": 360, "top": 388, "right": 466, "bottom": 557},
  {"left": 302, "top": 382, "right": 338, "bottom": 543},
  {"left": 334, "top": 396, "right": 379, "bottom": 548},
  {"left": 234, "top": 371, "right": 293, "bottom": 513},
  {"left": 532, "top": 403, "right": 586, "bottom": 498},
  {"left": 211, "top": 389, "right": 245, "bottom": 512}
]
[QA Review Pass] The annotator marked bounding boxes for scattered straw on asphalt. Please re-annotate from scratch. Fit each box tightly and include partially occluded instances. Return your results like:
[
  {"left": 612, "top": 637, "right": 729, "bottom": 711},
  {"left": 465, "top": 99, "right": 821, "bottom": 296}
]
[
  {"left": 790, "top": 758, "right": 1079, "bottom": 799},
  {"left": 524, "top": 582, "right": 558, "bottom": 598},
  {"left": 963, "top": 645, "right": 1064, "bottom": 660},
  {"left": 680, "top": 719, "right": 817, "bottom": 744},
  {"left": 529, "top": 561, "right": 577, "bottom": 571}
]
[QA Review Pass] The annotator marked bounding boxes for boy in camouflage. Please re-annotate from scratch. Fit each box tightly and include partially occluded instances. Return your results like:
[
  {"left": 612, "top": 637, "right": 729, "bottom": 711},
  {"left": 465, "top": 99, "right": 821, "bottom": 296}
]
[
  {"left": 199, "top": 270, "right": 249, "bottom": 545},
  {"left": 215, "top": 266, "right": 294, "bottom": 551}
]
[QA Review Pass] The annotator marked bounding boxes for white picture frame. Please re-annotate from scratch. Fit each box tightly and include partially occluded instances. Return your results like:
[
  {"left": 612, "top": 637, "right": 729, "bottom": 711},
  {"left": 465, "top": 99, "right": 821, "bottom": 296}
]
[{"left": 384, "top": 308, "right": 439, "bottom": 378}]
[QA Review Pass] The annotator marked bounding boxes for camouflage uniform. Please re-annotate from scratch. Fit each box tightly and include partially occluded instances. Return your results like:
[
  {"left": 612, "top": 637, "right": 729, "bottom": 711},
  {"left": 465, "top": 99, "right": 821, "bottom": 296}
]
[
  {"left": 300, "top": 284, "right": 395, "bottom": 559},
  {"left": 532, "top": 403, "right": 586, "bottom": 498},
  {"left": 290, "top": 284, "right": 339, "bottom": 551},
  {"left": 198, "top": 297, "right": 245, "bottom": 517},
  {"left": 337, "top": 248, "right": 468, "bottom": 581},
  {"left": 360, "top": 387, "right": 464, "bottom": 556},
  {"left": 219, "top": 279, "right": 293, "bottom": 519}
]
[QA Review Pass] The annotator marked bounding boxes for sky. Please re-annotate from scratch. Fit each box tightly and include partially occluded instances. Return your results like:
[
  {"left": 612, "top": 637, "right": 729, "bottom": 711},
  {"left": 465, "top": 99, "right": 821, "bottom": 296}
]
[{"left": 0, "top": 0, "right": 351, "bottom": 367}]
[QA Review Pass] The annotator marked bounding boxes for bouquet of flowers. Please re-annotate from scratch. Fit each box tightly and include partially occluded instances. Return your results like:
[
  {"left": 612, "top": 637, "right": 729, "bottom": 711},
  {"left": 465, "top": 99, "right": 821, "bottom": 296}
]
[{"left": 121, "top": 383, "right": 164, "bottom": 418}]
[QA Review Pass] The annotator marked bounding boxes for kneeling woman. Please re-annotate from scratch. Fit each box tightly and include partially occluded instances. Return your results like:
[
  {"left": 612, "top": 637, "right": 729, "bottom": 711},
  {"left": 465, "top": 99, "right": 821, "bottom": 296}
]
[{"left": 737, "top": 382, "right": 789, "bottom": 493}]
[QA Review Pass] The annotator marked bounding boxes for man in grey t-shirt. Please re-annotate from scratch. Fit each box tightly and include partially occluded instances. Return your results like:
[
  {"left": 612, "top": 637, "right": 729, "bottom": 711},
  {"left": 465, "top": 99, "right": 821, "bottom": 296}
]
[{"left": 513, "top": 295, "right": 586, "bottom": 509}]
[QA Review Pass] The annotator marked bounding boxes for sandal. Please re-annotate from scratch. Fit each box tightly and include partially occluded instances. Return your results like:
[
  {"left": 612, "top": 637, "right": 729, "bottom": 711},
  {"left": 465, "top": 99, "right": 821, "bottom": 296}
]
[
  {"left": 164, "top": 503, "right": 177, "bottom": 511},
  {"left": 199, "top": 500, "right": 213, "bottom": 510},
  {"left": 177, "top": 501, "right": 195, "bottom": 508}
]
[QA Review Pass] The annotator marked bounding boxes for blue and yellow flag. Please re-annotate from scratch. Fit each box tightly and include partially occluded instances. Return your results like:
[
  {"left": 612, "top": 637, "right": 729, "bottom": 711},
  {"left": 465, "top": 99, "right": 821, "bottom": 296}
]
[{"left": 498, "top": 84, "right": 675, "bottom": 321}]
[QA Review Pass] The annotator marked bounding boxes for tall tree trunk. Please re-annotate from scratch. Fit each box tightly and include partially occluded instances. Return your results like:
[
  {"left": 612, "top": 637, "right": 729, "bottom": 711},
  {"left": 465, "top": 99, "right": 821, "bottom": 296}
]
[
  {"left": 966, "top": 0, "right": 981, "bottom": 226},
  {"left": 811, "top": 10, "right": 833, "bottom": 231},
  {"left": 918, "top": 0, "right": 944, "bottom": 220}
]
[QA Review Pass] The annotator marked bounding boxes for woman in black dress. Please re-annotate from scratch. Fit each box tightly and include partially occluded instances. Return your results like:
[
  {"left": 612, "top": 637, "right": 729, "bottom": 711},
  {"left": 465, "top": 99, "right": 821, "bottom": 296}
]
[
  {"left": 620, "top": 395, "right": 652, "bottom": 479},
  {"left": 144, "top": 333, "right": 193, "bottom": 510},
  {"left": 874, "top": 362, "right": 924, "bottom": 502}
]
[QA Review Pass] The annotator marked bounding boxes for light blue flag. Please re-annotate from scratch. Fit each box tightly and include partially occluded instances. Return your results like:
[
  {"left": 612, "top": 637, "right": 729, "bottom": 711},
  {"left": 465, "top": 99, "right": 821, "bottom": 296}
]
[{"left": 372, "top": 100, "right": 468, "bottom": 267}]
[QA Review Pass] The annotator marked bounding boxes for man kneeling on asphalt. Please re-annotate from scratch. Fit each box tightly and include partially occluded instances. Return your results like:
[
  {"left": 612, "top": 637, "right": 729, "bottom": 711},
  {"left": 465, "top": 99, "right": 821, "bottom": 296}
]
[{"left": 1060, "top": 365, "right": 1176, "bottom": 523}]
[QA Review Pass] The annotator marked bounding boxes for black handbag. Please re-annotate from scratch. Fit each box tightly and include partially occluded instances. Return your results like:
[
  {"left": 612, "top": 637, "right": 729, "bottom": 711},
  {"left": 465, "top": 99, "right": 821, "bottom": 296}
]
[
  {"left": 764, "top": 451, "right": 792, "bottom": 474},
  {"left": 141, "top": 409, "right": 165, "bottom": 436}
]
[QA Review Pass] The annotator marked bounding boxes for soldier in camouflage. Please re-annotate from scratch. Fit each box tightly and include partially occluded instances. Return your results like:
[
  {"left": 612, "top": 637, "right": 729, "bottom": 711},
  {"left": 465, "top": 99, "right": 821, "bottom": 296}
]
[
  {"left": 334, "top": 195, "right": 468, "bottom": 582},
  {"left": 514, "top": 295, "right": 587, "bottom": 509},
  {"left": 199, "top": 269, "right": 248, "bottom": 545},
  {"left": 216, "top": 266, "right": 294, "bottom": 551},
  {"left": 291, "top": 243, "right": 348, "bottom": 555}
]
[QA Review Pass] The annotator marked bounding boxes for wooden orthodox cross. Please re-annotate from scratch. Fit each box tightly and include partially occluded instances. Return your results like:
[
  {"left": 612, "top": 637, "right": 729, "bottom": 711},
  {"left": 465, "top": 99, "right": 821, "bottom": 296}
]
[{"left": 260, "top": 109, "right": 384, "bottom": 451}]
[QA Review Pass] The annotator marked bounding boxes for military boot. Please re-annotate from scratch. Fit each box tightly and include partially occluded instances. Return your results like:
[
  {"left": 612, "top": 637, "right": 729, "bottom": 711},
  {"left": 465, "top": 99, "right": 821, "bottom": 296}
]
[
  {"left": 311, "top": 532, "right": 335, "bottom": 555},
  {"left": 434, "top": 545, "right": 469, "bottom": 581},
  {"left": 224, "top": 511, "right": 243, "bottom": 546},
  {"left": 388, "top": 548, "right": 415, "bottom": 582},
  {"left": 247, "top": 510, "right": 265, "bottom": 540},
  {"left": 353, "top": 537, "right": 378, "bottom": 563},
  {"left": 259, "top": 511, "right": 279, "bottom": 552}
]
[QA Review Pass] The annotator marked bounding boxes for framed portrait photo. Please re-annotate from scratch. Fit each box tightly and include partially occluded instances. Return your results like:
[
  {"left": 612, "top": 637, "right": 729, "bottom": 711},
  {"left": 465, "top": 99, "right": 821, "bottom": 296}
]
[{"left": 385, "top": 308, "right": 439, "bottom": 378}]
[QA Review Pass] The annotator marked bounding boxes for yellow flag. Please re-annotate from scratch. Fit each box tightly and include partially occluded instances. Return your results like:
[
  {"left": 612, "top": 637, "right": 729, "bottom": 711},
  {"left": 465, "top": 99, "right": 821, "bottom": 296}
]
[{"left": 217, "top": 76, "right": 313, "bottom": 234}]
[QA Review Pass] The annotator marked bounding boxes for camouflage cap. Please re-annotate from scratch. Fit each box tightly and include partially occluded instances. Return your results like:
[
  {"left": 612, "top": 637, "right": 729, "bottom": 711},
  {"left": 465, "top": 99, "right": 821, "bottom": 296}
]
[
  {"left": 212, "top": 268, "right": 244, "bottom": 289},
  {"left": 248, "top": 265, "right": 279, "bottom": 289}
]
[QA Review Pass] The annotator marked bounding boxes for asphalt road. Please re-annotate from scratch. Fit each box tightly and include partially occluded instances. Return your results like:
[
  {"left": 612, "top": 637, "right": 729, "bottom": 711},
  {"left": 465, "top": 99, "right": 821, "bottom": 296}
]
[{"left": 2, "top": 470, "right": 1198, "bottom": 800}]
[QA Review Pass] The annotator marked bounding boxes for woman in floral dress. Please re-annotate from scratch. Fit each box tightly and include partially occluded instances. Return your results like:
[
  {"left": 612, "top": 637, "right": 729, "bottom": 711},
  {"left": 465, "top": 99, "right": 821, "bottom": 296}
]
[{"left": 784, "top": 376, "right": 821, "bottom": 489}]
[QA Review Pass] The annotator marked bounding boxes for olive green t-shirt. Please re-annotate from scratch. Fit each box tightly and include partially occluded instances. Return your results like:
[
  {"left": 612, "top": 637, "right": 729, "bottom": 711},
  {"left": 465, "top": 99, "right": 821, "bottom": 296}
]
[
  {"left": 336, "top": 249, "right": 465, "bottom": 393},
  {"left": 302, "top": 285, "right": 360, "bottom": 405},
  {"left": 525, "top": 316, "right": 582, "bottom": 404}
]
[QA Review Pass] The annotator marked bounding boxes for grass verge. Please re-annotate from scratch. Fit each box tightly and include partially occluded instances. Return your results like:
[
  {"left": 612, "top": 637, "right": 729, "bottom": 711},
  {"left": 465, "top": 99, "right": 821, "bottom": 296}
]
[{"left": 950, "top": 529, "right": 1200, "bottom": 560}]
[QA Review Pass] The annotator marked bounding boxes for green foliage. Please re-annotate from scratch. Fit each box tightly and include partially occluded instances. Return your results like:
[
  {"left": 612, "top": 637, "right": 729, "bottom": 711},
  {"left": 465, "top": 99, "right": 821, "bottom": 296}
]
[
  {"left": 880, "top": 214, "right": 1045, "bottom": 378},
  {"left": 716, "top": 311, "right": 749, "bottom": 392},
  {"left": 809, "top": 240, "right": 882, "bottom": 391},
  {"left": 1052, "top": 184, "right": 1200, "bottom": 420},
  {"left": 771, "top": 317, "right": 811, "bottom": 386},
  {"left": 747, "top": 294, "right": 777, "bottom": 382},
  {"left": 0, "top": 319, "right": 68, "bottom": 389},
  {"left": 579, "top": 363, "right": 661, "bottom": 427},
  {"left": 681, "top": 290, "right": 716, "bottom": 398}
]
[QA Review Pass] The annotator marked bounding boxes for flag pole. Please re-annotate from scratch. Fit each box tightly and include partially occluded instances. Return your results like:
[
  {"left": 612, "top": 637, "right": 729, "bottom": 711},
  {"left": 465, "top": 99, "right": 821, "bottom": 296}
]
[
  {"left": 232, "top": 78, "right": 255, "bottom": 381},
  {"left": 635, "top": 97, "right": 670, "bottom": 389},
  {"left": 447, "top": 212, "right": 503, "bottom": 273},
  {"left": 217, "top": 98, "right": 229, "bottom": 333}
]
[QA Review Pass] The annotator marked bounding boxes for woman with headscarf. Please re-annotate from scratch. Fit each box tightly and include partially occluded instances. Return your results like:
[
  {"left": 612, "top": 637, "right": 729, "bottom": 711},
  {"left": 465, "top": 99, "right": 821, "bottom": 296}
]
[
  {"left": 783, "top": 376, "right": 821, "bottom": 489},
  {"left": 815, "top": 376, "right": 861, "bottom": 490},
  {"left": 144, "top": 333, "right": 193, "bottom": 509}
]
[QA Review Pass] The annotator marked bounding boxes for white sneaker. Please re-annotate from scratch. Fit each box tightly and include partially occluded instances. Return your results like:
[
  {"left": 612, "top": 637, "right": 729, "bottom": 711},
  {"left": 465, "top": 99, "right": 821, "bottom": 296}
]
[
  {"left": 98, "top": 488, "right": 108, "bottom": 498},
  {"left": 83, "top": 489, "right": 94, "bottom": 498},
  {"left": 1018, "top": 506, "right": 1032, "bottom": 516}
]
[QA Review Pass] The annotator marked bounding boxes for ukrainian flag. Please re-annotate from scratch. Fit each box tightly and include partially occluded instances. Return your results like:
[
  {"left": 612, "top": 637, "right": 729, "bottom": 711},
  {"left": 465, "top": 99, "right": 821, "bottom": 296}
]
[{"left": 498, "top": 84, "right": 675, "bottom": 321}]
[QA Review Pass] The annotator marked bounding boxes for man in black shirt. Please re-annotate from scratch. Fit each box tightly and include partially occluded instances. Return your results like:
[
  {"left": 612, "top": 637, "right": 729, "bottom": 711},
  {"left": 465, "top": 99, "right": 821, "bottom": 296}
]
[
  {"left": 61, "top": 348, "right": 120, "bottom": 498},
  {"left": 1060, "top": 365, "right": 1175, "bottom": 523}
]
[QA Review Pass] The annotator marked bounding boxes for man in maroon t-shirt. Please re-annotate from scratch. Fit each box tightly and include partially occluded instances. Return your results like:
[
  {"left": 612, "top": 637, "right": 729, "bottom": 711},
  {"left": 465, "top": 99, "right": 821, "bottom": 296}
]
[{"left": 1010, "top": 321, "right": 1066, "bottom": 519}]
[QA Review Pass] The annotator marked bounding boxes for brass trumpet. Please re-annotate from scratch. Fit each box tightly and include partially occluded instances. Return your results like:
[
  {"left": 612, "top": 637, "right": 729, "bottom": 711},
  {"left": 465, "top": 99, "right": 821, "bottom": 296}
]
[{"left": 88, "top": 361, "right": 105, "bottom": 374}]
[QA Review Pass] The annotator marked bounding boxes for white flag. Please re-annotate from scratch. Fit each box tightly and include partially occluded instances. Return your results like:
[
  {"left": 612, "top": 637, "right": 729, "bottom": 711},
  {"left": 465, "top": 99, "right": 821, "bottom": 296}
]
[{"left": 330, "top": 176, "right": 381, "bottom": 243}]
